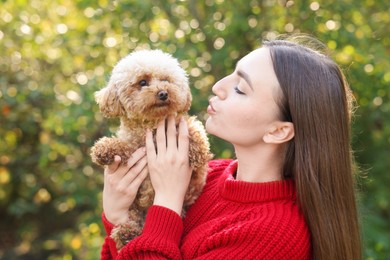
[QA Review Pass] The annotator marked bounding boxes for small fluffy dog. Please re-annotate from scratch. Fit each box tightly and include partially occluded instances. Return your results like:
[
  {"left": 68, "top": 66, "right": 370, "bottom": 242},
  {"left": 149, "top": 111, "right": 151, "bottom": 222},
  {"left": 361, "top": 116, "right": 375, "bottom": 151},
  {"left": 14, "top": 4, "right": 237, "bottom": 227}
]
[{"left": 90, "top": 49, "right": 212, "bottom": 250}]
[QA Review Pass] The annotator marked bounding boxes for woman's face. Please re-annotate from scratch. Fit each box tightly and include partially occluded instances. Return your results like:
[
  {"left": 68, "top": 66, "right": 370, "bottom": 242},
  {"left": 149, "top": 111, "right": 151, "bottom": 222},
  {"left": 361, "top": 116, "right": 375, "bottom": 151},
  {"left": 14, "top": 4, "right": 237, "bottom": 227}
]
[{"left": 206, "top": 47, "right": 282, "bottom": 147}]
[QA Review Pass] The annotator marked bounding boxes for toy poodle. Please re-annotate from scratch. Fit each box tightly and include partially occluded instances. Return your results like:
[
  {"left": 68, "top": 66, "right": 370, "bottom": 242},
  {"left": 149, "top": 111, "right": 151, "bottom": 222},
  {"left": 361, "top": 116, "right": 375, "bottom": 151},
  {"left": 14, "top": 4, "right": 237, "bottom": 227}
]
[{"left": 90, "top": 49, "right": 212, "bottom": 250}]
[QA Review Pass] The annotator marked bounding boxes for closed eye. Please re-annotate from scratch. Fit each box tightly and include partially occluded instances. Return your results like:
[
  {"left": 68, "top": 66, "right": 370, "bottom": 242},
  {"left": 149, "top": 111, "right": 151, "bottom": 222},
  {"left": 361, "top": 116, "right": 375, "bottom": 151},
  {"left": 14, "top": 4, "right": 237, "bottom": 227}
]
[{"left": 234, "top": 86, "right": 245, "bottom": 95}]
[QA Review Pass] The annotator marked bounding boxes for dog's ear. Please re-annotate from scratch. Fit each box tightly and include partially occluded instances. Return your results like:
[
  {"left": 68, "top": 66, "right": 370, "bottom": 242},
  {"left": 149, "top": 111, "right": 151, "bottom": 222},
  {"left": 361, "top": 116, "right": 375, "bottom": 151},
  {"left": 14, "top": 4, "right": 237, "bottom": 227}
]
[
  {"left": 94, "top": 84, "right": 125, "bottom": 117},
  {"left": 183, "top": 91, "right": 193, "bottom": 112}
]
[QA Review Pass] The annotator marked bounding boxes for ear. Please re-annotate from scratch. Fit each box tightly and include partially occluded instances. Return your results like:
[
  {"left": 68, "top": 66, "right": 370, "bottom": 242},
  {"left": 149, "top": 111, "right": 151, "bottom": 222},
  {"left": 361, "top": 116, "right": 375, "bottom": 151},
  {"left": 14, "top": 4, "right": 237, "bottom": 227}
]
[
  {"left": 94, "top": 84, "right": 125, "bottom": 117},
  {"left": 179, "top": 81, "right": 193, "bottom": 112},
  {"left": 263, "top": 122, "right": 294, "bottom": 144},
  {"left": 183, "top": 91, "right": 193, "bottom": 112}
]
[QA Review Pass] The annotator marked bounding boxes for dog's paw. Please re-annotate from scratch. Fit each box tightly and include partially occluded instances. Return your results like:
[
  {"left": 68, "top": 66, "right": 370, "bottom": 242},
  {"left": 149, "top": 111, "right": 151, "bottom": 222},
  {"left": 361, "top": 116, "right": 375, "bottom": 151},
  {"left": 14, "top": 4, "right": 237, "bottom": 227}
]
[
  {"left": 90, "top": 137, "right": 117, "bottom": 166},
  {"left": 90, "top": 137, "right": 134, "bottom": 166}
]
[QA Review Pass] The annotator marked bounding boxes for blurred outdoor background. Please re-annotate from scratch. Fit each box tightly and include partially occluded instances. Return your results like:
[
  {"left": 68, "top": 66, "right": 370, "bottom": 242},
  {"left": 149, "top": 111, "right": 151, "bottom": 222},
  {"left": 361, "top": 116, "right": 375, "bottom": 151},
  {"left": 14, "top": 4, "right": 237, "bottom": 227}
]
[{"left": 0, "top": 0, "right": 389, "bottom": 259}]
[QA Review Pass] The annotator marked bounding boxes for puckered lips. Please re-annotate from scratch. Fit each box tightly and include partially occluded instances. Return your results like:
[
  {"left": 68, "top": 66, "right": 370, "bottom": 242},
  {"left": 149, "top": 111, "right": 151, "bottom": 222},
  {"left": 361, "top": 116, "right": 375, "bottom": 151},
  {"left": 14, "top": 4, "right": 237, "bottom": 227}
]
[{"left": 207, "top": 99, "right": 216, "bottom": 115}]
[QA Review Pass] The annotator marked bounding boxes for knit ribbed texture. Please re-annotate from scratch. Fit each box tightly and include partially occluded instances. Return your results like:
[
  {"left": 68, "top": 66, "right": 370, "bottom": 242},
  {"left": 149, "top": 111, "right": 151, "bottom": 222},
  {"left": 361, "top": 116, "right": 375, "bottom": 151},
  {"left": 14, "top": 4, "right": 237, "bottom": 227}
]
[
  {"left": 101, "top": 213, "right": 119, "bottom": 259},
  {"left": 101, "top": 159, "right": 311, "bottom": 259}
]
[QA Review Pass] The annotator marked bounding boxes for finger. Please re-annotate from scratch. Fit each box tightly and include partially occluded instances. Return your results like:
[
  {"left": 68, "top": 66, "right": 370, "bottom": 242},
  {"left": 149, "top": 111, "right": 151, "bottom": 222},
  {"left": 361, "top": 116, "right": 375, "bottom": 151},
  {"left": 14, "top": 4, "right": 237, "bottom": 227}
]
[
  {"left": 178, "top": 117, "right": 190, "bottom": 155},
  {"left": 121, "top": 156, "right": 147, "bottom": 186},
  {"left": 127, "top": 147, "right": 146, "bottom": 168},
  {"left": 146, "top": 129, "right": 156, "bottom": 161},
  {"left": 128, "top": 163, "right": 148, "bottom": 191},
  {"left": 112, "top": 148, "right": 146, "bottom": 179},
  {"left": 106, "top": 155, "right": 121, "bottom": 174},
  {"left": 167, "top": 116, "right": 177, "bottom": 149},
  {"left": 156, "top": 119, "right": 167, "bottom": 155}
]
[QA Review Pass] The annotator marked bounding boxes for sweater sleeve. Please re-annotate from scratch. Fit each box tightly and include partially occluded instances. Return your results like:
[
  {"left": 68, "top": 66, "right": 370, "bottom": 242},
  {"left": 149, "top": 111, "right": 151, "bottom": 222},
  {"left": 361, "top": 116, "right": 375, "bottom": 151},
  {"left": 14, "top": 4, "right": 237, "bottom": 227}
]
[
  {"left": 117, "top": 205, "right": 184, "bottom": 259},
  {"left": 100, "top": 213, "right": 119, "bottom": 259}
]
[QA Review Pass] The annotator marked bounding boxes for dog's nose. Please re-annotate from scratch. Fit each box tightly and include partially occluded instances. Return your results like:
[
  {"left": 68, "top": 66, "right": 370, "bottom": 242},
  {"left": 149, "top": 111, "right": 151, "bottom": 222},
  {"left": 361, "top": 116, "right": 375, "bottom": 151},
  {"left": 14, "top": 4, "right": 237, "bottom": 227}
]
[{"left": 157, "top": 90, "right": 168, "bottom": 101}]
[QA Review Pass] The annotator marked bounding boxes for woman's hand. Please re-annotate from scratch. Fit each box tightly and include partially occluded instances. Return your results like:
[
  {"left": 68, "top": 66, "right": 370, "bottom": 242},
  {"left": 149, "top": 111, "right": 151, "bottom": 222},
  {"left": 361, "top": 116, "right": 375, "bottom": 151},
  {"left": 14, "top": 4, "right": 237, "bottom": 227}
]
[
  {"left": 146, "top": 116, "right": 193, "bottom": 215},
  {"left": 103, "top": 147, "right": 148, "bottom": 225}
]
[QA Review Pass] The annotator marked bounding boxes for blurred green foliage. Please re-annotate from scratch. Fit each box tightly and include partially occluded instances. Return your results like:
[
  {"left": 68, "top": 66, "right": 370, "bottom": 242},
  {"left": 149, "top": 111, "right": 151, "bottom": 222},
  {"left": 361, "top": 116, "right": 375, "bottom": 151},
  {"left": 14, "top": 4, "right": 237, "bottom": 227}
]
[{"left": 0, "top": 0, "right": 389, "bottom": 259}]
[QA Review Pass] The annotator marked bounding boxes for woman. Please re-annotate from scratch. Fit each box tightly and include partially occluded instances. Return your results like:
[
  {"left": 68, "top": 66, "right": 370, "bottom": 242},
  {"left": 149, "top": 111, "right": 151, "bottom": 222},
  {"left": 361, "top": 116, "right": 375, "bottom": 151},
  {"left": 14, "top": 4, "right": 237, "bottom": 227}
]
[{"left": 100, "top": 36, "right": 362, "bottom": 259}]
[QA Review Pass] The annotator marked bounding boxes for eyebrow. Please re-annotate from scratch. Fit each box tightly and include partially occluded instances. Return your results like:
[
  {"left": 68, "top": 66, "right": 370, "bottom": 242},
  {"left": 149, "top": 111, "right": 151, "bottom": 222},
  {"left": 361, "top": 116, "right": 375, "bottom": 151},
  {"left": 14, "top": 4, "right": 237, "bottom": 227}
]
[{"left": 237, "top": 69, "right": 253, "bottom": 90}]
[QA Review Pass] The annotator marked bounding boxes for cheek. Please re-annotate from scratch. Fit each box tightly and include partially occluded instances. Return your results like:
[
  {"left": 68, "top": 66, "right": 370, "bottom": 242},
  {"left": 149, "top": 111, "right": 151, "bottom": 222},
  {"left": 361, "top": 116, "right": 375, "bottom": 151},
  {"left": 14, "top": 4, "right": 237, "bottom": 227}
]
[
  {"left": 206, "top": 104, "right": 256, "bottom": 140},
  {"left": 206, "top": 115, "right": 263, "bottom": 145}
]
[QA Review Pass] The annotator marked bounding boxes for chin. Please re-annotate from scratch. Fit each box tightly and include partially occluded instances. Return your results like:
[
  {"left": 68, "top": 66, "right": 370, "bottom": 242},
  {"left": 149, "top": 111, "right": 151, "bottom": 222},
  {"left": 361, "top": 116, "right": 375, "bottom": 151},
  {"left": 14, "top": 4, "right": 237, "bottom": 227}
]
[
  {"left": 205, "top": 118, "right": 213, "bottom": 134},
  {"left": 205, "top": 119, "right": 221, "bottom": 139}
]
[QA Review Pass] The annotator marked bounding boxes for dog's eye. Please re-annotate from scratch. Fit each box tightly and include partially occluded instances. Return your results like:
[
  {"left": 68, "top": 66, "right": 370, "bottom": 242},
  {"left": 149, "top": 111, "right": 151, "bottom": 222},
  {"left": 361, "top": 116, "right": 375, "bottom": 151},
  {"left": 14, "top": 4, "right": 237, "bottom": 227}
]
[{"left": 139, "top": 80, "right": 148, "bottom": 87}]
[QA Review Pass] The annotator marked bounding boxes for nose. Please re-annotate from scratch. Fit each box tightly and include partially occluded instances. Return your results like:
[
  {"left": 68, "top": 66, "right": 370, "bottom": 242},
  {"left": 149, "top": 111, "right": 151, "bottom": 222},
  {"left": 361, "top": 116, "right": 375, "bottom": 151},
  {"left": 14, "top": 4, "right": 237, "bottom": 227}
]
[
  {"left": 157, "top": 90, "right": 168, "bottom": 101},
  {"left": 212, "top": 78, "right": 227, "bottom": 99}
]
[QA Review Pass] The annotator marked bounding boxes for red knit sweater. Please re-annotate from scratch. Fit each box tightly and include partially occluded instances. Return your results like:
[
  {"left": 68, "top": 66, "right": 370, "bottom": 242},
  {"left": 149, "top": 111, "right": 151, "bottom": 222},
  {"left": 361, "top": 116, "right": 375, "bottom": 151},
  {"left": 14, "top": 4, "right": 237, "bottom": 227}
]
[{"left": 101, "top": 159, "right": 311, "bottom": 259}]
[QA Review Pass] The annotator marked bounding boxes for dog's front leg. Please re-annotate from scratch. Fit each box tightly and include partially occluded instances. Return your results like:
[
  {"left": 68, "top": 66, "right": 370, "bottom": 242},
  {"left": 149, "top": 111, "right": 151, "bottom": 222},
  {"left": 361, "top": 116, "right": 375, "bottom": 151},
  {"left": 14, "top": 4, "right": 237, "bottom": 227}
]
[{"left": 90, "top": 137, "right": 134, "bottom": 166}]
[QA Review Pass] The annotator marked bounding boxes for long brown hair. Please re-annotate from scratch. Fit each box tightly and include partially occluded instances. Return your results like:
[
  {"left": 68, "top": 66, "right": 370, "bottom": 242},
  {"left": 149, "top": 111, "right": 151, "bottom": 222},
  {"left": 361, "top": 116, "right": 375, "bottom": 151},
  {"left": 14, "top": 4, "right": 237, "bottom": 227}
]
[{"left": 264, "top": 37, "right": 362, "bottom": 260}]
